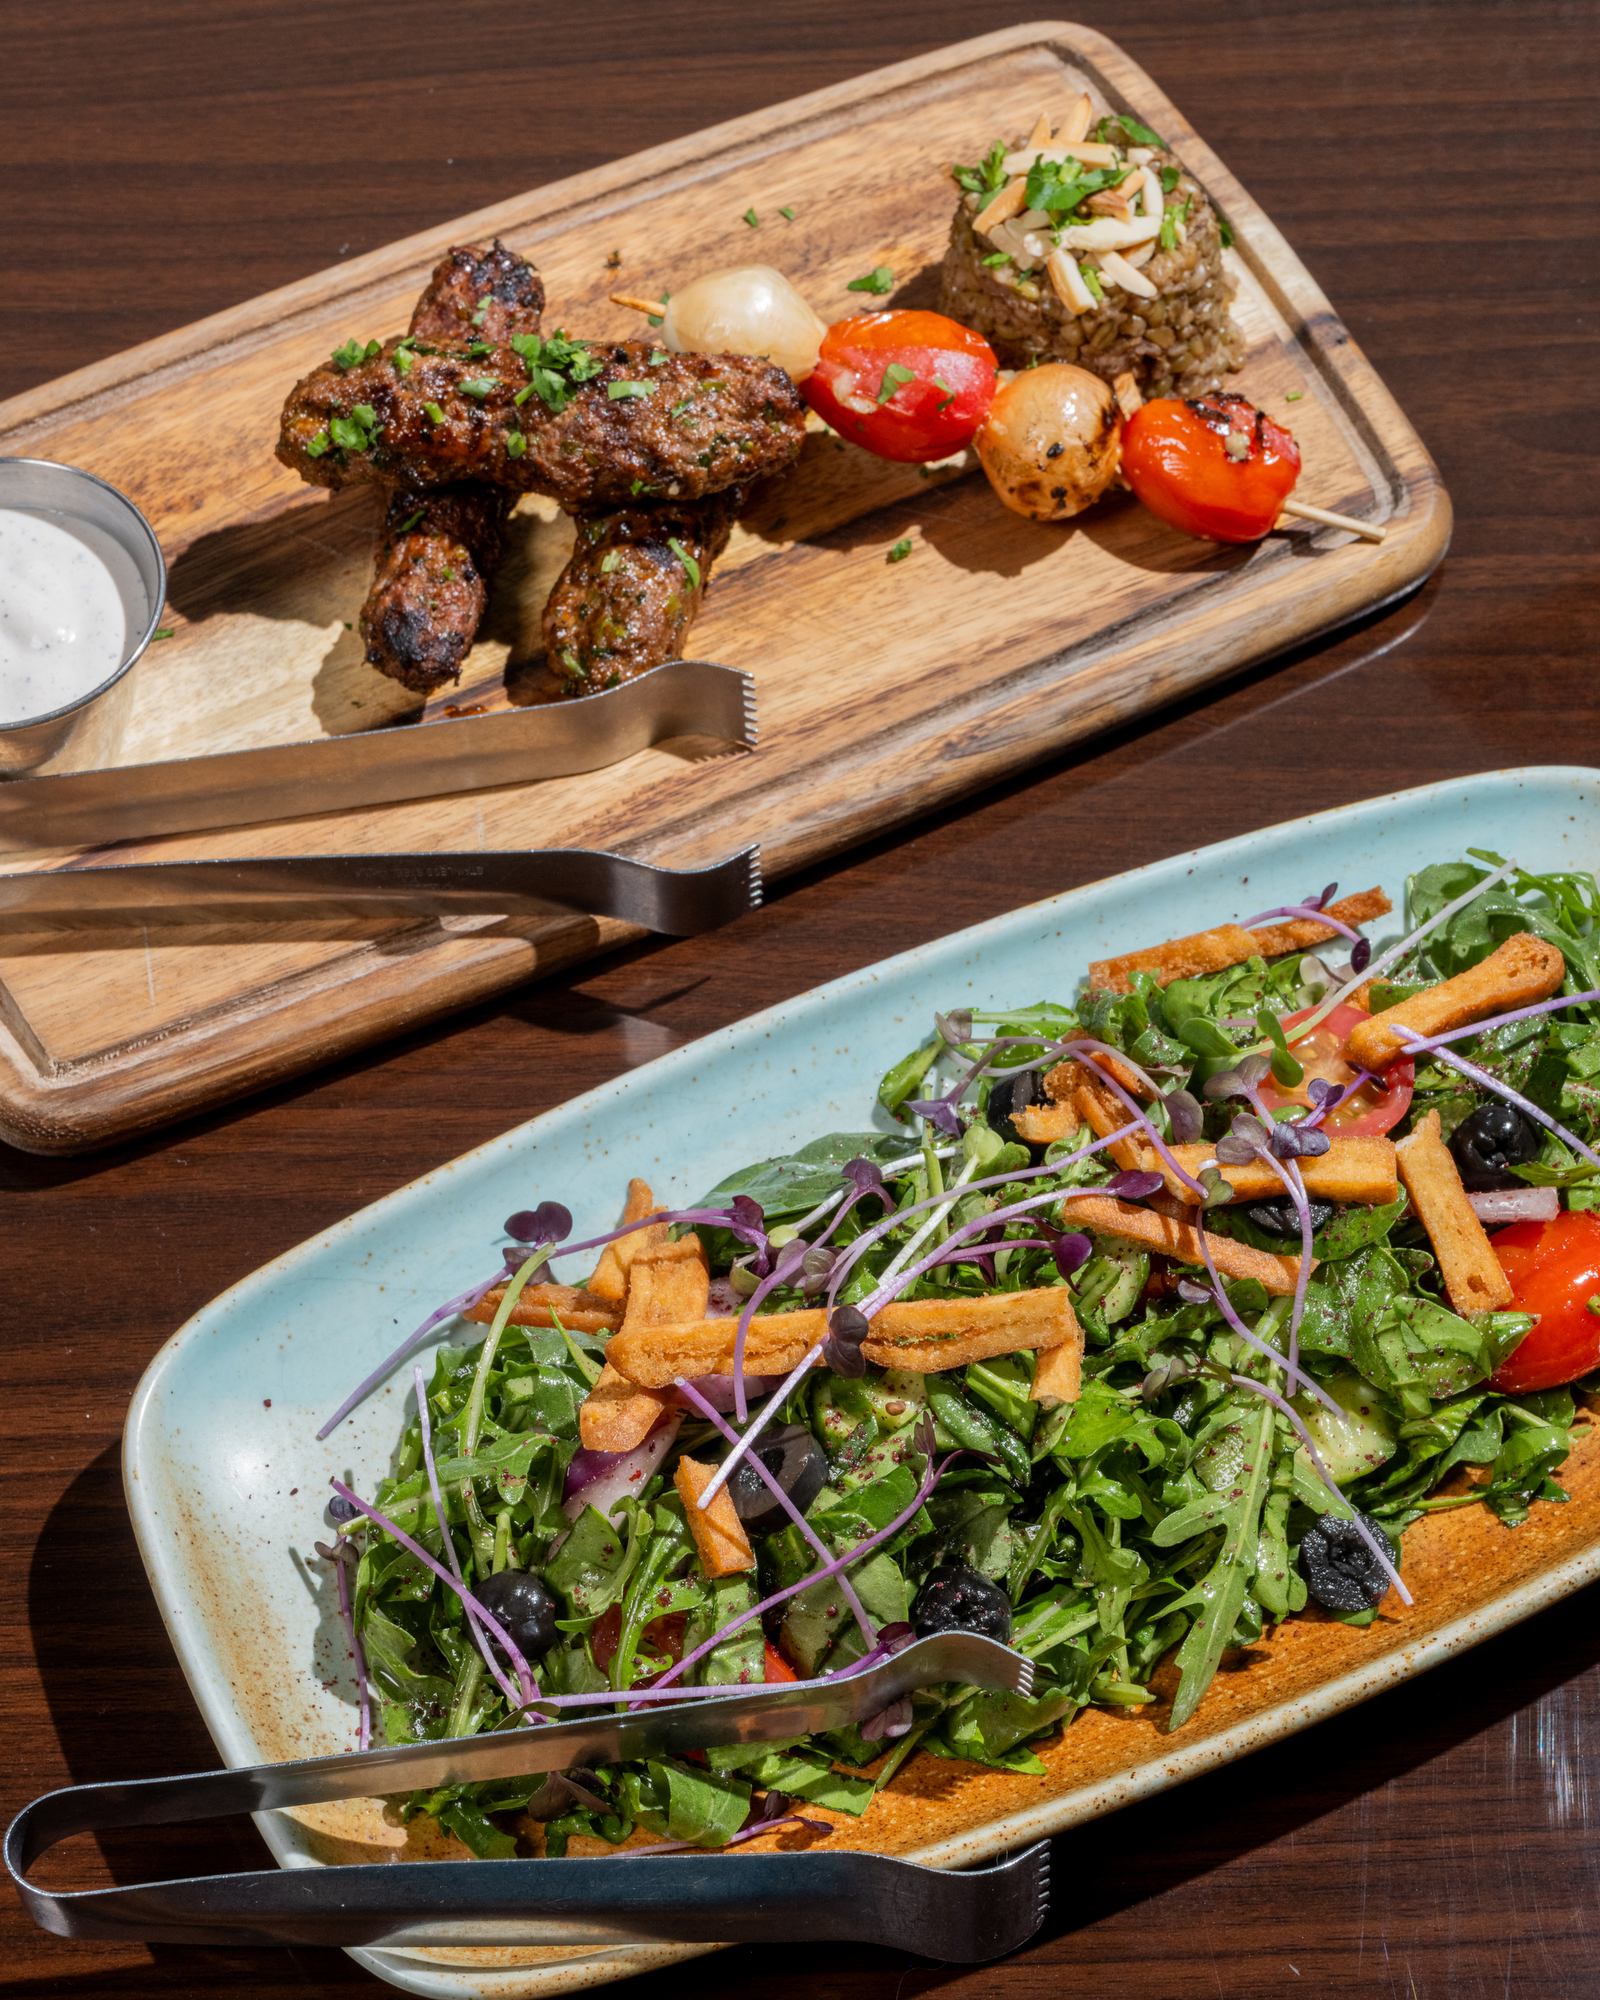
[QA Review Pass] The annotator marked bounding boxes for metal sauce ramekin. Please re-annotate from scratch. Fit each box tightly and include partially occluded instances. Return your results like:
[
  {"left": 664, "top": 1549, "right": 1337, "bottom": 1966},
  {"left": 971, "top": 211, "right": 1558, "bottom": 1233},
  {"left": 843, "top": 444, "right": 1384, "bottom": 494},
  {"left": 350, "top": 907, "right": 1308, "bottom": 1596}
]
[{"left": 0, "top": 458, "right": 167, "bottom": 778}]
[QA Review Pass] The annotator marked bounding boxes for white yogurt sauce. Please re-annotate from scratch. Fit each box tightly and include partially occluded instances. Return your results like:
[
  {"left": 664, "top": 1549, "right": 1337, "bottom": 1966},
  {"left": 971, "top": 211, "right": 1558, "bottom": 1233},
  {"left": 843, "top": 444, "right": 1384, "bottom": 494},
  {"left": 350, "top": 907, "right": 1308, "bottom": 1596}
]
[{"left": 0, "top": 507, "right": 150, "bottom": 725}]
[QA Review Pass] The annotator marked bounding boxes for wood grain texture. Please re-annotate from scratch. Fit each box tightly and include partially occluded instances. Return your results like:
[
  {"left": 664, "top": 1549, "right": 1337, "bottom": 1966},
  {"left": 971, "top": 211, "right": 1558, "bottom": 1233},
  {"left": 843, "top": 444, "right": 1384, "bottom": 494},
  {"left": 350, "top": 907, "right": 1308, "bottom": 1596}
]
[
  {"left": 0, "top": 20, "right": 1447, "bottom": 1155},
  {"left": 3, "top": 3, "right": 1598, "bottom": 1999}
]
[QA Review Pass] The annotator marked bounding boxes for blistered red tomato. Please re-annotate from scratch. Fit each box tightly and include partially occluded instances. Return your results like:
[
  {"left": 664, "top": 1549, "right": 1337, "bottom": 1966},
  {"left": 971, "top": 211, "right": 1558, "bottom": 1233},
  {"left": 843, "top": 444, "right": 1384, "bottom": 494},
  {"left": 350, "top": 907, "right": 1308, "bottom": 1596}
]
[
  {"left": 1487, "top": 1211, "right": 1600, "bottom": 1391},
  {"left": 802, "top": 311, "right": 998, "bottom": 462},
  {"left": 1253, "top": 1002, "right": 1414, "bottom": 1138},
  {"left": 1122, "top": 393, "right": 1302, "bottom": 543}
]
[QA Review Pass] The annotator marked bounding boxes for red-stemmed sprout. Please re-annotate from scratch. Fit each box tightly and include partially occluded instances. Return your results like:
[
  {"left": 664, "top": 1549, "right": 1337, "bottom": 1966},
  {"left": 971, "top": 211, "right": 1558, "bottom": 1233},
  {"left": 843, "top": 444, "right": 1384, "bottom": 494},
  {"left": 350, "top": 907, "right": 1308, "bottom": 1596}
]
[
  {"left": 729, "top": 1236, "right": 812, "bottom": 1421},
  {"left": 1239, "top": 883, "right": 1374, "bottom": 973},
  {"left": 673, "top": 1375, "right": 879, "bottom": 1648},
  {"left": 1386, "top": 1025, "right": 1600, "bottom": 1171},
  {"left": 329, "top": 1478, "right": 536, "bottom": 1711},
  {"left": 1187, "top": 1229, "right": 1340, "bottom": 1415},
  {"left": 318, "top": 1271, "right": 506, "bottom": 1439}
]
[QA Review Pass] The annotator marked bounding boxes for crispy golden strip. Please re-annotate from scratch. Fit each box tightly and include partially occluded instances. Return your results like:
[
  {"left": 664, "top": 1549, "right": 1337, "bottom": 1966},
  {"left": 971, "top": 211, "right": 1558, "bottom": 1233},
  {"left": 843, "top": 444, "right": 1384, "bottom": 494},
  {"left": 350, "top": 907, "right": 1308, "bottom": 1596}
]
[
  {"left": 1087, "top": 889, "right": 1391, "bottom": 994},
  {"left": 1073, "top": 1068, "right": 1157, "bottom": 1173},
  {"left": 1011, "top": 1100, "right": 1080, "bottom": 1145},
  {"left": 1014, "top": 1060, "right": 1156, "bottom": 1167},
  {"left": 1030, "top": 1338, "right": 1083, "bottom": 1408},
  {"left": 618, "top": 1236, "right": 710, "bottom": 1337},
  {"left": 463, "top": 1282, "right": 620, "bottom": 1332},
  {"left": 1247, "top": 888, "right": 1393, "bottom": 959},
  {"left": 1157, "top": 1137, "right": 1399, "bottom": 1207},
  {"left": 861, "top": 1288, "right": 1082, "bottom": 1372},
  {"left": 587, "top": 1177, "right": 668, "bottom": 1305},
  {"left": 1066, "top": 1195, "right": 1309, "bottom": 1293},
  {"left": 1044, "top": 1052, "right": 1157, "bottom": 1102},
  {"left": 579, "top": 1364, "right": 676, "bottom": 1454},
  {"left": 1343, "top": 932, "right": 1567, "bottom": 1074},
  {"left": 608, "top": 1311, "right": 827, "bottom": 1388},
  {"left": 674, "top": 1457, "right": 755, "bottom": 1576},
  {"left": 1394, "top": 1110, "right": 1513, "bottom": 1314}
]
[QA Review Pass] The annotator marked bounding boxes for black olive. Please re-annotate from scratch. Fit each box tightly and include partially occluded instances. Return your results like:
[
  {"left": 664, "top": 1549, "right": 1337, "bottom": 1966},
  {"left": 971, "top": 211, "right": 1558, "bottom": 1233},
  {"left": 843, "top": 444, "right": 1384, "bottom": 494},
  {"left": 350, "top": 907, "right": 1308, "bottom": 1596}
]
[
  {"left": 727, "top": 1425, "right": 830, "bottom": 1538},
  {"left": 911, "top": 1562, "right": 1013, "bottom": 1643},
  {"left": 472, "top": 1568, "right": 559, "bottom": 1662},
  {"left": 1298, "top": 1513, "right": 1396, "bottom": 1612},
  {"left": 1245, "top": 1195, "right": 1336, "bottom": 1238},
  {"left": 1448, "top": 1101, "right": 1541, "bottom": 1190},
  {"left": 987, "top": 1068, "right": 1044, "bottom": 1151}
]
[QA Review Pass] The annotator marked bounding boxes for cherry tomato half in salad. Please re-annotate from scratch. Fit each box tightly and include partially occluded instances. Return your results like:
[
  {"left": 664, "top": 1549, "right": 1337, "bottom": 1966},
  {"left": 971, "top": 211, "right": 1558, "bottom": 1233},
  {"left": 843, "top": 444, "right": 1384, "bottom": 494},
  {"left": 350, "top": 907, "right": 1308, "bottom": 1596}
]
[
  {"left": 802, "top": 311, "right": 998, "bottom": 462},
  {"left": 1252, "top": 1002, "right": 1415, "bottom": 1138},
  {"left": 763, "top": 1639, "right": 799, "bottom": 1684},
  {"left": 1121, "top": 393, "right": 1302, "bottom": 543},
  {"left": 1487, "top": 1210, "right": 1600, "bottom": 1392}
]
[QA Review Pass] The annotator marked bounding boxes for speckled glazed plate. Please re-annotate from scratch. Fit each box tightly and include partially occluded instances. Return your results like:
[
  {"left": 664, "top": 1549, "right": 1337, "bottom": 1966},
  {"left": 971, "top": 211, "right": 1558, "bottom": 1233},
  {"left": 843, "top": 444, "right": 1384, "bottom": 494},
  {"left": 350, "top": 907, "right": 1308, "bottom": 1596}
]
[{"left": 124, "top": 766, "right": 1600, "bottom": 1999}]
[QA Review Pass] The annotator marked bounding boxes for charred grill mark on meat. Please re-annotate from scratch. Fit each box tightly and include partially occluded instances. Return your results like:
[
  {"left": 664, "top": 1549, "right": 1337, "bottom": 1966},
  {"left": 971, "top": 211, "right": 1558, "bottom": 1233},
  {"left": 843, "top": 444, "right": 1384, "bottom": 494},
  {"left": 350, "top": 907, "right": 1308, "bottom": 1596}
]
[
  {"left": 362, "top": 485, "right": 510, "bottom": 693},
  {"left": 278, "top": 343, "right": 806, "bottom": 510},
  {"left": 407, "top": 239, "right": 545, "bottom": 345},
  {"left": 358, "top": 242, "right": 542, "bottom": 691},
  {"left": 542, "top": 492, "right": 740, "bottom": 696}
]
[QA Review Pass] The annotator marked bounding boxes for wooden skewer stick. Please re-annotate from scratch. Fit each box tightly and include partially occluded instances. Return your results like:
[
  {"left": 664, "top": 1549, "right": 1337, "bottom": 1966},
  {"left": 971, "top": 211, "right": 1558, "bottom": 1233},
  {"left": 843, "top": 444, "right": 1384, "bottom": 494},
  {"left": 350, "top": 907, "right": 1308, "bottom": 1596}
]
[
  {"left": 610, "top": 291, "right": 665, "bottom": 316},
  {"left": 1281, "top": 499, "right": 1387, "bottom": 542}
]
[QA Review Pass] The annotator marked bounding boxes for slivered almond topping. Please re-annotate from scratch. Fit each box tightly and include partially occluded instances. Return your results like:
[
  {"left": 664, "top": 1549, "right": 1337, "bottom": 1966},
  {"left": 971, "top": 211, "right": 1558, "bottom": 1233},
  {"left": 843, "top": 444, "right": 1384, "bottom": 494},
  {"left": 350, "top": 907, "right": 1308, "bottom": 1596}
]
[
  {"left": 1099, "top": 249, "right": 1158, "bottom": 300},
  {"left": 1058, "top": 92, "right": 1094, "bottom": 144},
  {"left": 1047, "top": 249, "right": 1095, "bottom": 314},
  {"left": 975, "top": 175, "right": 1029, "bottom": 239},
  {"left": 1025, "top": 111, "right": 1053, "bottom": 149}
]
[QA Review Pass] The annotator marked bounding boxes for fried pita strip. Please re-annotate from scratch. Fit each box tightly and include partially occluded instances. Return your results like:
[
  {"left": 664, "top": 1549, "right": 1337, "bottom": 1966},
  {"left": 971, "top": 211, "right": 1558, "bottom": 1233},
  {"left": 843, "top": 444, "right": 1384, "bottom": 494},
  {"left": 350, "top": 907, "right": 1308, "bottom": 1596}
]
[
  {"left": 619, "top": 1235, "right": 710, "bottom": 1338},
  {"left": 1247, "top": 888, "right": 1393, "bottom": 959},
  {"left": 674, "top": 1456, "right": 755, "bottom": 1576},
  {"left": 1087, "top": 889, "right": 1392, "bottom": 994},
  {"left": 1343, "top": 932, "right": 1567, "bottom": 1073},
  {"left": 586, "top": 1177, "right": 669, "bottom": 1305},
  {"left": 1030, "top": 1337, "right": 1083, "bottom": 1408},
  {"left": 1011, "top": 1099, "right": 1080, "bottom": 1145},
  {"left": 464, "top": 1282, "right": 620, "bottom": 1333},
  {"left": 861, "top": 1288, "right": 1082, "bottom": 1373},
  {"left": 1157, "top": 1137, "right": 1398, "bottom": 1206},
  {"left": 1070, "top": 1065, "right": 1157, "bottom": 1172},
  {"left": 1066, "top": 1194, "right": 1309, "bottom": 1293},
  {"left": 608, "top": 1310, "right": 828, "bottom": 1388},
  {"left": 579, "top": 1365, "right": 677, "bottom": 1453},
  {"left": 1394, "top": 1109, "right": 1513, "bottom": 1314}
]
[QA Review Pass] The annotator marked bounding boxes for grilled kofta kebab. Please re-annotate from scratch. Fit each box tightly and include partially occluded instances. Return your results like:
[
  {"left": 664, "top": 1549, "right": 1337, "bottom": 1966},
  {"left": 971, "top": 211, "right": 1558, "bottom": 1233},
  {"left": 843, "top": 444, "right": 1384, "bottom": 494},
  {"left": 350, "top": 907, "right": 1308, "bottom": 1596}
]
[
  {"left": 277, "top": 339, "right": 805, "bottom": 512},
  {"left": 359, "top": 242, "right": 544, "bottom": 692}
]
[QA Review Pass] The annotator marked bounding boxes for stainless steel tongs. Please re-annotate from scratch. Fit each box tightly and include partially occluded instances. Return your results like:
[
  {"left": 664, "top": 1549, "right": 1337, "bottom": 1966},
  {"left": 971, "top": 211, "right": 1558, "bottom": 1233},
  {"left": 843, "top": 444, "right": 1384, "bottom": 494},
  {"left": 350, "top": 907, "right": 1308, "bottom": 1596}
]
[{"left": 8, "top": 1634, "right": 1052, "bottom": 1959}]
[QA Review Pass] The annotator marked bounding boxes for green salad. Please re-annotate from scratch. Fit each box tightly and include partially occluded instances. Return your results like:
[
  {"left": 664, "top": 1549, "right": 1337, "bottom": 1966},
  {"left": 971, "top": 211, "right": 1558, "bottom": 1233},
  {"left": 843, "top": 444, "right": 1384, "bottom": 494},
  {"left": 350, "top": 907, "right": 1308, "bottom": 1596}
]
[{"left": 319, "top": 852, "right": 1600, "bottom": 1860}]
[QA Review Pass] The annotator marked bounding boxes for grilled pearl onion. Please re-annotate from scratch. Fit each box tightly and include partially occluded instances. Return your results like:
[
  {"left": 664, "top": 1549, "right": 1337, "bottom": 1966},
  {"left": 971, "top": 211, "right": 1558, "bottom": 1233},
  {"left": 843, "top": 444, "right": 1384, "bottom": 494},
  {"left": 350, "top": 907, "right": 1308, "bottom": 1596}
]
[
  {"left": 975, "top": 363, "right": 1121, "bottom": 520},
  {"left": 660, "top": 265, "right": 827, "bottom": 382}
]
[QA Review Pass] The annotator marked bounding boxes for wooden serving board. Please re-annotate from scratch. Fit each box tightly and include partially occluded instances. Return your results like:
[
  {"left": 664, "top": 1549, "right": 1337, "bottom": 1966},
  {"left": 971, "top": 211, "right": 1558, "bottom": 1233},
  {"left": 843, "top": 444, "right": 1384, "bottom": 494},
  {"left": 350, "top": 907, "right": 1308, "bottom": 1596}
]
[{"left": 0, "top": 21, "right": 1449, "bottom": 1155}]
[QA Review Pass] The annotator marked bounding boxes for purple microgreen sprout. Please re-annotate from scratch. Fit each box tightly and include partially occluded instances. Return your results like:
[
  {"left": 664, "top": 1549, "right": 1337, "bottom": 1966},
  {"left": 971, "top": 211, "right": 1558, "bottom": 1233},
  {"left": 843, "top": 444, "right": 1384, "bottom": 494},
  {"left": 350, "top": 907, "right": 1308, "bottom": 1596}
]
[
  {"left": 1387, "top": 1025, "right": 1600, "bottom": 1171},
  {"left": 1175, "top": 1278, "right": 1213, "bottom": 1305},
  {"left": 674, "top": 1374, "right": 878, "bottom": 1647},
  {"left": 1395, "top": 985, "right": 1600, "bottom": 1058},
  {"left": 504, "top": 1201, "right": 573, "bottom": 1246},
  {"left": 1103, "top": 1168, "right": 1165, "bottom": 1202},
  {"left": 1191, "top": 1228, "right": 1337, "bottom": 1415},
  {"left": 1062, "top": 1043, "right": 1207, "bottom": 1200},
  {"left": 318, "top": 1270, "right": 506, "bottom": 1439},
  {"left": 1141, "top": 1349, "right": 1203, "bottom": 1400},
  {"left": 935, "top": 1008, "right": 974, "bottom": 1046},
  {"left": 823, "top": 1303, "right": 871, "bottom": 1377},
  {"left": 1198, "top": 1165, "right": 1235, "bottom": 1207},
  {"left": 1202, "top": 1053, "right": 1273, "bottom": 1103},
  {"left": 1269, "top": 1120, "right": 1331, "bottom": 1162},
  {"left": 329, "top": 1478, "right": 535, "bottom": 1710},
  {"left": 1163, "top": 1087, "right": 1204, "bottom": 1143},
  {"left": 730, "top": 1234, "right": 811, "bottom": 1419},
  {"left": 906, "top": 1096, "right": 962, "bottom": 1137}
]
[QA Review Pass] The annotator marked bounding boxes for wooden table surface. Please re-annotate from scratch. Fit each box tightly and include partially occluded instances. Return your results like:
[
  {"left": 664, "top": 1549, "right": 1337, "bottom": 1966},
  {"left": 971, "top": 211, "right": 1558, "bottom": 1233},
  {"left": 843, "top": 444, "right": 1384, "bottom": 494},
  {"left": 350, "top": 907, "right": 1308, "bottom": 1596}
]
[{"left": 4, "top": 2, "right": 1596, "bottom": 1995}]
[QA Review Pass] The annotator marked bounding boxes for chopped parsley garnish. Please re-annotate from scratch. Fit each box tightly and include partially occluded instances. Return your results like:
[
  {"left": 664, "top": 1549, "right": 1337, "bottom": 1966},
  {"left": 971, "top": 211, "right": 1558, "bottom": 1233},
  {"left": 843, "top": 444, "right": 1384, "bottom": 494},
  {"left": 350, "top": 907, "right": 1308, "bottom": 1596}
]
[
  {"left": 151, "top": 627, "right": 174, "bottom": 639},
  {"left": 931, "top": 374, "right": 956, "bottom": 412},
  {"left": 607, "top": 380, "right": 653, "bottom": 400},
  {"left": 847, "top": 265, "right": 894, "bottom": 295},
  {"left": 886, "top": 537, "right": 913, "bottom": 563},
  {"left": 600, "top": 550, "right": 623, "bottom": 573},
  {"left": 505, "top": 431, "right": 526, "bottom": 458},
  {"left": 1025, "top": 157, "right": 1125, "bottom": 223},
  {"left": 1286, "top": 389, "right": 1305, "bottom": 402},
  {"left": 397, "top": 507, "right": 426, "bottom": 532},
  {"left": 1159, "top": 207, "right": 1179, "bottom": 251},
  {"left": 1218, "top": 212, "right": 1235, "bottom": 247},
  {"left": 648, "top": 292, "right": 670, "bottom": 329},
  {"left": 394, "top": 347, "right": 414, "bottom": 376},
  {"left": 460, "top": 377, "right": 499, "bottom": 399},
  {"left": 1080, "top": 262, "right": 1105, "bottom": 302},
  {"left": 743, "top": 208, "right": 760, "bottom": 228},
  {"left": 467, "top": 340, "right": 494, "bottom": 357},
  {"left": 951, "top": 139, "right": 1007, "bottom": 198},
  {"left": 1160, "top": 165, "right": 1181, "bottom": 194},
  {"left": 779, "top": 204, "right": 796, "bottom": 220},
  {"left": 304, "top": 430, "right": 330, "bottom": 458},
  {"left": 667, "top": 537, "right": 701, "bottom": 589},
  {"left": 471, "top": 305, "right": 488, "bottom": 326},
  {"left": 670, "top": 399, "right": 694, "bottom": 416},
  {"left": 509, "top": 329, "right": 605, "bottom": 413},
  {"left": 1094, "top": 111, "right": 1164, "bottom": 148},
  {"left": 876, "top": 362, "right": 915, "bottom": 405},
  {"left": 330, "top": 337, "right": 381, "bottom": 372},
  {"left": 327, "top": 403, "right": 382, "bottom": 451},
  {"left": 630, "top": 478, "right": 653, "bottom": 496},
  {"left": 981, "top": 251, "right": 1012, "bottom": 268},
  {"left": 423, "top": 401, "right": 447, "bottom": 425},
  {"left": 648, "top": 349, "right": 669, "bottom": 366}
]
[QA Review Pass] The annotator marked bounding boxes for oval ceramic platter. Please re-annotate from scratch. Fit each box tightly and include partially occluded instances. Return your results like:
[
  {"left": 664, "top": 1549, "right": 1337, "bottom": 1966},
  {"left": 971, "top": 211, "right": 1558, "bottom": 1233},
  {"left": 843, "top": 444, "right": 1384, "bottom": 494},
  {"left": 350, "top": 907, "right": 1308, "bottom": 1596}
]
[{"left": 123, "top": 765, "right": 1600, "bottom": 1999}]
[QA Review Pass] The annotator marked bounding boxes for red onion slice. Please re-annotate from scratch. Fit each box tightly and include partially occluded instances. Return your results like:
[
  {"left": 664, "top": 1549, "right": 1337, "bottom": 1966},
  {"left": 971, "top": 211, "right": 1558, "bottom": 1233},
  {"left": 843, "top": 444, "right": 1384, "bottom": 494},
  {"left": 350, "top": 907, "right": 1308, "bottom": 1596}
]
[
  {"left": 1467, "top": 1186, "right": 1559, "bottom": 1226},
  {"left": 562, "top": 1414, "right": 683, "bottom": 1523}
]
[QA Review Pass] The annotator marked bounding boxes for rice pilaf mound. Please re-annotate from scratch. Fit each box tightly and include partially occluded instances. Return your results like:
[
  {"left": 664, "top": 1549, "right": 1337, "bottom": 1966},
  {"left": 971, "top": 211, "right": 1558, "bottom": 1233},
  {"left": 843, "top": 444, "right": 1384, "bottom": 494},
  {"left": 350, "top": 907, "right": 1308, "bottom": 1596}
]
[{"left": 938, "top": 104, "right": 1245, "bottom": 401}]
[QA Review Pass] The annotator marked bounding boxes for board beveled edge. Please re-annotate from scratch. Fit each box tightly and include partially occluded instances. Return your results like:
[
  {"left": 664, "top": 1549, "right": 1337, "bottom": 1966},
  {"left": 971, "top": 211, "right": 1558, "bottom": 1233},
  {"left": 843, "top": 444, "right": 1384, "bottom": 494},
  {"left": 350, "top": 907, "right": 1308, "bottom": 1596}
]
[{"left": 0, "top": 20, "right": 1450, "bottom": 1155}]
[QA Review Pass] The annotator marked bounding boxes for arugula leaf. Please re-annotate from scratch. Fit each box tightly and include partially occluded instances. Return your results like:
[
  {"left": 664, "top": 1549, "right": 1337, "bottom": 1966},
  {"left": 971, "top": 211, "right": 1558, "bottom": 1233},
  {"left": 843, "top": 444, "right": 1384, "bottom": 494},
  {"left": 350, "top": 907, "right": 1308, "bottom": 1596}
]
[
  {"left": 618, "top": 1756, "right": 751, "bottom": 1847},
  {"left": 693, "top": 1132, "right": 907, "bottom": 1221}
]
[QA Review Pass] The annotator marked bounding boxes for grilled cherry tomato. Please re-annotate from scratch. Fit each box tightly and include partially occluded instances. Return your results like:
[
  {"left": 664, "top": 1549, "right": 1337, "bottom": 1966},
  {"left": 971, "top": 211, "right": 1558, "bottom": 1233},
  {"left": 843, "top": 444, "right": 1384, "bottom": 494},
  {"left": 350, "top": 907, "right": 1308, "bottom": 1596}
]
[
  {"left": 1122, "top": 393, "right": 1302, "bottom": 542},
  {"left": 1253, "top": 1002, "right": 1414, "bottom": 1138},
  {"left": 1487, "top": 1210, "right": 1600, "bottom": 1392},
  {"left": 802, "top": 311, "right": 998, "bottom": 462}
]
